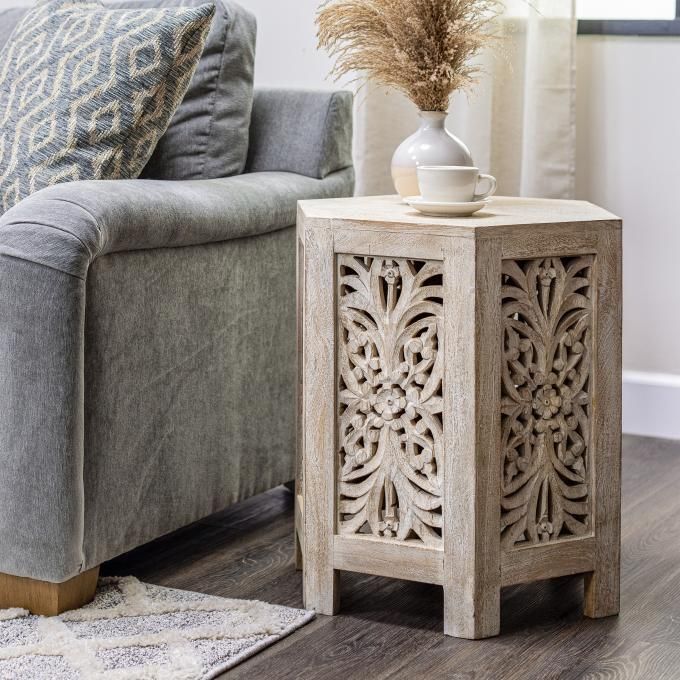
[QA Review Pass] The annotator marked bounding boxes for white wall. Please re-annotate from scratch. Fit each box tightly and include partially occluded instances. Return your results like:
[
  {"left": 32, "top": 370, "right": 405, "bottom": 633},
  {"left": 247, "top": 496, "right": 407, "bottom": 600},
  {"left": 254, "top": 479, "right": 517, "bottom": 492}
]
[
  {"left": 576, "top": 35, "right": 680, "bottom": 438},
  {"left": 577, "top": 36, "right": 680, "bottom": 374},
  {"left": 576, "top": 36, "right": 680, "bottom": 376},
  {"left": 237, "top": 0, "right": 332, "bottom": 89}
]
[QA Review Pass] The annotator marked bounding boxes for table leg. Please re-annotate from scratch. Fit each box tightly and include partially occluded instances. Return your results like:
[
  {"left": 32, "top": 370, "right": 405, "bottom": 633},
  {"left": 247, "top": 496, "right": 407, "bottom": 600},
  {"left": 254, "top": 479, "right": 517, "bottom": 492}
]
[
  {"left": 301, "top": 225, "right": 339, "bottom": 615},
  {"left": 585, "top": 228, "right": 622, "bottom": 620},
  {"left": 442, "top": 238, "right": 502, "bottom": 639}
]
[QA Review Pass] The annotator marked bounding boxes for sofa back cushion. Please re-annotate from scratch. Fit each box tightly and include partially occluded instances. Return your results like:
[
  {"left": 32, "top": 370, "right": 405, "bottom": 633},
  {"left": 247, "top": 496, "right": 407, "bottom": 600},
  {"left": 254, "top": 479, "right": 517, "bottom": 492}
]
[
  {"left": 0, "top": 0, "right": 256, "bottom": 181},
  {"left": 117, "top": 0, "right": 257, "bottom": 180},
  {"left": 0, "top": 0, "right": 215, "bottom": 213}
]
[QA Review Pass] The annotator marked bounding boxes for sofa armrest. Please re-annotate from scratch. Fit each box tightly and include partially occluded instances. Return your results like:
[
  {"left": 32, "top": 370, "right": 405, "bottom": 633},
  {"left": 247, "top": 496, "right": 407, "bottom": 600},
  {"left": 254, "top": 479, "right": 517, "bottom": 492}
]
[
  {"left": 0, "top": 168, "right": 353, "bottom": 279},
  {"left": 0, "top": 165, "right": 353, "bottom": 582},
  {"left": 246, "top": 88, "right": 353, "bottom": 180},
  {"left": 0, "top": 254, "right": 86, "bottom": 582}
]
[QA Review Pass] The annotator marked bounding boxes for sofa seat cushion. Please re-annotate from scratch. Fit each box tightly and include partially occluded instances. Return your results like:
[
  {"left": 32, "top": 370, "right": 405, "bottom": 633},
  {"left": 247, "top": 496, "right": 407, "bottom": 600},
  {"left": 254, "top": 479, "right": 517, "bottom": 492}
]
[
  {"left": 0, "top": 0, "right": 257, "bottom": 183},
  {"left": 0, "top": 0, "right": 214, "bottom": 214}
]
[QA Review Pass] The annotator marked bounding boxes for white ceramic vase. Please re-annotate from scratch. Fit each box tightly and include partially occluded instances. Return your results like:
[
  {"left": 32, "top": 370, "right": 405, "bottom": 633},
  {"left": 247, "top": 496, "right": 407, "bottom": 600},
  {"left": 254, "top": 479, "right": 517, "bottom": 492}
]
[{"left": 391, "top": 111, "right": 473, "bottom": 199}]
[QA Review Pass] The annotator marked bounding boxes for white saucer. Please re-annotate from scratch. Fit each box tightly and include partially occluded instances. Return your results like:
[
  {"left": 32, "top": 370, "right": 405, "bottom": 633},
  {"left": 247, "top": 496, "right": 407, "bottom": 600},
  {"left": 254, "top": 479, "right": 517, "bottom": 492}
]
[{"left": 404, "top": 196, "right": 488, "bottom": 217}]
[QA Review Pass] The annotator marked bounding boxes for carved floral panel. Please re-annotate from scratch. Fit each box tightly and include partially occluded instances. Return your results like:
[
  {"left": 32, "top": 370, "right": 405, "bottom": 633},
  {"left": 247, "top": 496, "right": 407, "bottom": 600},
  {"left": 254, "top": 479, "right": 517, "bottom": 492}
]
[
  {"left": 337, "top": 256, "right": 443, "bottom": 546},
  {"left": 501, "top": 256, "right": 594, "bottom": 549}
]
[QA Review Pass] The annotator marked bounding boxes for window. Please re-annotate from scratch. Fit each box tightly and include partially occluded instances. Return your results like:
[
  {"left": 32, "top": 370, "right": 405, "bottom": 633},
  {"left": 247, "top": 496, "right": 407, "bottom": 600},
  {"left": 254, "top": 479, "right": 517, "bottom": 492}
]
[
  {"left": 577, "top": 0, "right": 680, "bottom": 35},
  {"left": 577, "top": 0, "right": 675, "bottom": 20}
]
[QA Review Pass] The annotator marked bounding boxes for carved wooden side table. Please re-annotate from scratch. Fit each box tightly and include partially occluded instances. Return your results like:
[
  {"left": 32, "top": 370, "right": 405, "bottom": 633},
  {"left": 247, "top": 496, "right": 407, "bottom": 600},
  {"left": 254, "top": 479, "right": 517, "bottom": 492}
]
[{"left": 295, "top": 195, "right": 622, "bottom": 639}]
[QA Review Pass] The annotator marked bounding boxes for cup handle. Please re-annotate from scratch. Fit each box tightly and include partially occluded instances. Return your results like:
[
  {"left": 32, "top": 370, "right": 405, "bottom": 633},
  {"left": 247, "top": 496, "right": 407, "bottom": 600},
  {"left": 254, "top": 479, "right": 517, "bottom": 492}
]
[{"left": 473, "top": 174, "right": 497, "bottom": 201}]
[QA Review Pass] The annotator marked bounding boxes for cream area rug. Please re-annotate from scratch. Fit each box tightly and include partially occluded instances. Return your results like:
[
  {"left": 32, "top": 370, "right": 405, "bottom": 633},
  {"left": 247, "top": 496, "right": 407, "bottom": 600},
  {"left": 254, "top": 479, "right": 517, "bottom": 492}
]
[{"left": 0, "top": 576, "right": 314, "bottom": 679}]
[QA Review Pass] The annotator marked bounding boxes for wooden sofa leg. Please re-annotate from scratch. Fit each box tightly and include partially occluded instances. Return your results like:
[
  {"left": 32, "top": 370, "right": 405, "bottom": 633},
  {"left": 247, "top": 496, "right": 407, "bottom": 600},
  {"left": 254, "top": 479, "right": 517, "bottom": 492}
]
[{"left": 0, "top": 566, "right": 100, "bottom": 616}]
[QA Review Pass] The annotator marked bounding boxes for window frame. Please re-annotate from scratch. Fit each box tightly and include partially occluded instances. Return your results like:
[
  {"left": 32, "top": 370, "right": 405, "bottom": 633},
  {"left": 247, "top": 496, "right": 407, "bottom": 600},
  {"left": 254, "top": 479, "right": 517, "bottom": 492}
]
[{"left": 578, "top": 0, "right": 680, "bottom": 35}]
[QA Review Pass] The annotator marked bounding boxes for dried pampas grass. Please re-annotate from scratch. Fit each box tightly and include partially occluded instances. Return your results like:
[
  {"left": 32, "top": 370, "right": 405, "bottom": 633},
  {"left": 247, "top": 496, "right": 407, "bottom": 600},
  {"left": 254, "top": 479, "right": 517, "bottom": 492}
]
[{"left": 317, "top": 0, "right": 503, "bottom": 112}]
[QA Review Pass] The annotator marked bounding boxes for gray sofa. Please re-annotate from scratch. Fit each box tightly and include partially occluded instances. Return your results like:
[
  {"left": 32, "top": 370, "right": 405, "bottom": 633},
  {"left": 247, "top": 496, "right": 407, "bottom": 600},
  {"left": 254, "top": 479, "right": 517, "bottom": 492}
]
[{"left": 0, "top": 11, "right": 353, "bottom": 586}]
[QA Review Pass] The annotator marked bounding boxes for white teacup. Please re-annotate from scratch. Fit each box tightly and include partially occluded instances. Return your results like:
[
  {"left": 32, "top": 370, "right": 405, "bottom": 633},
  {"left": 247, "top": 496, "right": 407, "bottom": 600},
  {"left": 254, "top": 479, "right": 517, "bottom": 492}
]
[{"left": 417, "top": 166, "right": 497, "bottom": 203}]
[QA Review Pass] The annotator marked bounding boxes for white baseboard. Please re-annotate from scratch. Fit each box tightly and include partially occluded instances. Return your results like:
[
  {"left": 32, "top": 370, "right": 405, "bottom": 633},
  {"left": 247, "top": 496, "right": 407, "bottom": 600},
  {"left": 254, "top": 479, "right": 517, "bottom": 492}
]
[{"left": 623, "top": 370, "right": 680, "bottom": 440}]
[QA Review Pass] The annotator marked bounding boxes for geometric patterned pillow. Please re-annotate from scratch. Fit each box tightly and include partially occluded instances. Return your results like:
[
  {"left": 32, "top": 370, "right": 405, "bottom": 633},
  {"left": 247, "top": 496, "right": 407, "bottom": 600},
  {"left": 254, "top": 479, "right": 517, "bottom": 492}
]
[{"left": 0, "top": 0, "right": 215, "bottom": 213}]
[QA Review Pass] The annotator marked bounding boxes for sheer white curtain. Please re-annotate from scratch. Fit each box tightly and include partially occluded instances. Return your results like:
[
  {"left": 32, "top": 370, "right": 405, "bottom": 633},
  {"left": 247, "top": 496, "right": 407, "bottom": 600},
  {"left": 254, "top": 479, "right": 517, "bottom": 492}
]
[{"left": 352, "top": 0, "right": 577, "bottom": 199}]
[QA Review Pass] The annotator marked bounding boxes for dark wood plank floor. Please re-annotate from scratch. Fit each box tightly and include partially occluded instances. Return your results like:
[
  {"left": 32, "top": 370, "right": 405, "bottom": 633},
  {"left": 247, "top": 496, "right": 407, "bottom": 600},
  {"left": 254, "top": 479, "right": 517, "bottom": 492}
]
[{"left": 102, "top": 435, "right": 680, "bottom": 679}]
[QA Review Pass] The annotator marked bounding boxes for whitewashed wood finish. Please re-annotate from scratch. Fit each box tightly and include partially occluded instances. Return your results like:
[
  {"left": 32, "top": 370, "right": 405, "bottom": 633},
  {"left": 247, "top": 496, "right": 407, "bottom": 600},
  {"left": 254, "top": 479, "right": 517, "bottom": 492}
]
[
  {"left": 499, "top": 231, "right": 600, "bottom": 260},
  {"left": 297, "top": 196, "right": 622, "bottom": 639},
  {"left": 333, "top": 229, "right": 448, "bottom": 261},
  {"left": 333, "top": 535, "right": 444, "bottom": 585},
  {"left": 500, "top": 256, "right": 594, "bottom": 549},
  {"left": 442, "top": 236, "right": 503, "bottom": 639},
  {"left": 299, "top": 195, "right": 619, "bottom": 235},
  {"left": 501, "top": 537, "right": 596, "bottom": 587},
  {"left": 301, "top": 224, "right": 338, "bottom": 615},
  {"left": 295, "top": 216, "right": 305, "bottom": 572},
  {"left": 584, "top": 227, "right": 622, "bottom": 619},
  {"left": 295, "top": 492, "right": 304, "bottom": 570},
  {"left": 337, "top": 256, "right": 444, "bottom": 546}
]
